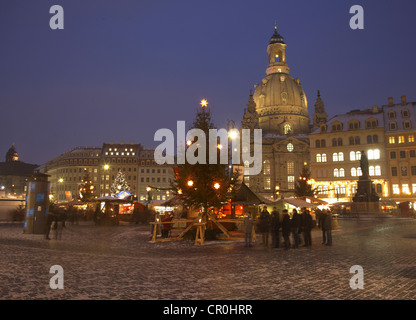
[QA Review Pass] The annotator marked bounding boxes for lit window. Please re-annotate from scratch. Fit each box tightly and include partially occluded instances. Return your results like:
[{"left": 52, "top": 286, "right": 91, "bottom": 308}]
[
  {"left": 263, "top": 160, "right": 270, "bottom": 175},
  {"left": 284, "top": 123, "right": 292, "bottom": 135},
  {"left": 412, "top": 184, "right": 416, "bottom": 194},
  {"left": 369, "top": 166, "right": 375, "bottom": 176},
  {"left": 350, "top": 151, "right": 356, "bottom": 161},
  {"left": 389, "top": 136, "right": 395, "bottom": 144},
  {"left": 375, "top": 166, "right": 381, "bottom": 176},
  {"left": 334, "top": 169, "right": 339, "bottom": 177},
  {"left": 402, "top": 184, "right": 410, "bottom": 195},
  {"left": 333, "top": 153, "right": 338, "bottom": 162},
  {"left": 264, "top": 177, "right": 271, "bottom": 190},
  {"left": 339, "top": 168, "right": 345, "bottom": 177},
  {"left": 316, "top": 154, "right": 322, "bottom": 162},
  {"left": 368, "top": 149, "right": 380, "bottom": 160},
  {"left": 288, "top": 176, "right": 295, "bottom": 190},
  {"left": 322, "top": 154, "right": 327, "bottom": 162},
  {"left": 356, "top": 151, "right": 361, "bottom": 160},
  {"left": 392, "top": 184, "right": 400, "bottom": 195},
  {"left": 339, "top": 152, "right": 344, "bottom": 161},
  {"left": 351, "top": 168, "right": 357, "bottom": 177},
  {"left": 287, "top": 161, "right": 294, "bottom": 175},
  {"left": 287, "top": 143, "right": 294, "bottom": 152},
  {"left": 409, "top": 135, "right": 415, "bottom": 143},
  {"left": 357, "top": 167, "right": 362, "bottom": 176},
  {"left": 398, "top": 136, "right": 405, "bottom": 143}
]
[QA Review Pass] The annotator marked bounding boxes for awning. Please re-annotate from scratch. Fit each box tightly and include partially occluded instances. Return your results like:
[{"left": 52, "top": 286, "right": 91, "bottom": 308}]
[{"left": 275, "top": 198, "right": 320, "bottom": 208}]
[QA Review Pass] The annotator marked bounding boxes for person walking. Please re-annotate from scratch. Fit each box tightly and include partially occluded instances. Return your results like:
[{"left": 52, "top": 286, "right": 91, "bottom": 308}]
[
  {"left": 281, "top": 209, "right": 291, "bottom": 250},
  {"left": 270, "top": 207, "right": 280, "bottom": 248},
  {"left": 323, "top": 210, "right": 333, "bottom": 246},
  {"left": 301, "top": 208, "right": 313, "bottom": 247},
  {"left": 243, "top": 210, "right": 254, "bottom": 247},
  {"left": 291, "top": 209, "right": 301, "bottom": 249},
  {"left": 258, "top": 206, "right": 271, "bottom": 247}
]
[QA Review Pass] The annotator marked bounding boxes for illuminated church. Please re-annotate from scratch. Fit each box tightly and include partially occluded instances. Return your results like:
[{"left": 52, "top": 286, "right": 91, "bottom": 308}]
[{"left": 241, "top": 26, "right": 326, "bottom": 200}]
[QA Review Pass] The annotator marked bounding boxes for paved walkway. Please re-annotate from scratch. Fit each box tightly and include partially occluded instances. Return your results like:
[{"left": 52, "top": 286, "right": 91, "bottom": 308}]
[{"left": 0, "top": 217, "right": 415, "bottom": 300}]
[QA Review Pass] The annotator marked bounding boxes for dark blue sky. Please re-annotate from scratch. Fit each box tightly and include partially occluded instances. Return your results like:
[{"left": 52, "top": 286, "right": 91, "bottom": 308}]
[{"left": 1, "top": 0, "right": 416, "bottom": 165}]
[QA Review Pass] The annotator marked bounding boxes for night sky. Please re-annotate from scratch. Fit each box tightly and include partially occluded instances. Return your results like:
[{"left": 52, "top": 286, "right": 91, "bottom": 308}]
[{"left": 1, "top": 0, "right": 416, "bottom": 166}]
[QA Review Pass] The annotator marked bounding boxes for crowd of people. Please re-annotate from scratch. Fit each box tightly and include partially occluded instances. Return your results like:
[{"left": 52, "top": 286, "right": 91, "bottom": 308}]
[{"left": 243, "top": 206, "right": 333, "bottom": 249}]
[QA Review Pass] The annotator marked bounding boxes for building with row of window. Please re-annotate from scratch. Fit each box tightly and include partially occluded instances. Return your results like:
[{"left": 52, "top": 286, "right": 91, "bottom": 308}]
[
  {"left": 239, "top": 26, "right": 414, "bottom": 208},
  {"left": 309, "top": 95, "right": 416, "bottom": 205},
  {"left": 40, "top": 142, "right": 175, "bottom": 203}
]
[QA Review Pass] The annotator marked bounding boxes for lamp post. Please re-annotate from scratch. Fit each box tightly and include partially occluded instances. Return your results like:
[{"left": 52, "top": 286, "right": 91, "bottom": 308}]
[{"left": 57, "top": 178, "right": 63, "bottom": 203}]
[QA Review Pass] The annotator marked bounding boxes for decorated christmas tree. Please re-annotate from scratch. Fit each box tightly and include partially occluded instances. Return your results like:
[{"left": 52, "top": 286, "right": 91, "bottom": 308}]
[
  {"left": 110, "top": 170, "right": 130, "bottom": 197},
  {"left": 79, "top": 171, "right": 95, "bottom": 202},
  {"left": 172, "top": 99, "right": 240, "bottom": 217},
  {"left": 294, "top": 166, "right": 316, "bottom": 197}
]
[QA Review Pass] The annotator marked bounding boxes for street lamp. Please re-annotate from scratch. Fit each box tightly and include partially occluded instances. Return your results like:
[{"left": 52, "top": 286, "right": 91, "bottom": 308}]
[
  {"left": 214, "top": 182, "right": 220, "bottom": 190},
  {"left": 187, "top": 180, "right": 194, "bottom": 187}
]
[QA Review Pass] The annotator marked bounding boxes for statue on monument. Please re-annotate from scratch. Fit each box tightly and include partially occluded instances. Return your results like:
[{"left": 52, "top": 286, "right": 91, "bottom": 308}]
[{"left": 360, "top": 150, "right": 369, "bottom": 178}]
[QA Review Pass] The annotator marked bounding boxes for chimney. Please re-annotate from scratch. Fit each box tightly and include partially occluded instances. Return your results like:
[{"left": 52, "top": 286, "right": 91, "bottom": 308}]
[
  {"left": 401, "top": 95, "right": 407, "bottom": 104},
  {"left": 372, "top": 105, "right": 378, "bottom": 113},
  {"left": 388, "top": 97, "right": 394, "bottom": 105}
]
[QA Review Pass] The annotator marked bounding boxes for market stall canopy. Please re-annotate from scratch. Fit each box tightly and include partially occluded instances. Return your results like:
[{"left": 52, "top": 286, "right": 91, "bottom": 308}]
[
  {"left": 161, "top": 195, "right": 183, "bottom": 207},
  {"left": 297, "top": 196, "right": 328, "bottom": 205},
  {"left": 231, "top": 183, "right": 273, "bottom": 205},
  {"left": 274, "top": 197, "right": 320, "bottom": 208},
  {"left": 97, "top": 196, "right": 119, "bottom": 201}
]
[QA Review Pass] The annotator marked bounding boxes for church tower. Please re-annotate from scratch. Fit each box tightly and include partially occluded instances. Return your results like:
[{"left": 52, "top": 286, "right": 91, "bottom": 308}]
[
  {"left": 241, "top": 26, "right": 311, "bottom": 200},
  {"left": 252, "top": 25, "right": 309, "bottom": 135},
  {"left": 312, "top": 90, "right": 328, "bottom": 129}
]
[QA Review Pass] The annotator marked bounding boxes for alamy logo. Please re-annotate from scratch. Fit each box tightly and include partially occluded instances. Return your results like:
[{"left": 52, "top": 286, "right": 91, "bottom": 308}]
[{"left": 153, "top": 121, "right": 262, "bottom": 175}]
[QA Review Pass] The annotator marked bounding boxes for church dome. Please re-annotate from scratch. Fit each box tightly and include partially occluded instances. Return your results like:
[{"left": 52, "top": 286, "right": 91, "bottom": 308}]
[
  {"left": 6, "top": 144, "right": 18, "bottom": 162},
  {"left": 252, "top": 27, "right": 309, "bottom": 135}
]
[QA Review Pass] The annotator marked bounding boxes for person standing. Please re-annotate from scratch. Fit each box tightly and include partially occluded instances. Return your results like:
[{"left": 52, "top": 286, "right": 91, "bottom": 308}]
[
  {"left": 243, "top": 210, "right": 254, "bottom": 247},
  {"left": 162, "top": 213, "right": 173, "bottom": 238},
  {"left": 323, "top": 210, "right": 333, "bottom": 246},
  {"left": 319, "top": 209, "right": 327, "bottom": 245},
  {"left": 45, "top": 208, "right": 55, "bottom": 240},
  {"left": 270, "top": 207, "right": 280, "bottom": 248},
  {"left": 301, "top": 208, "right": 313, "bottom": 247},
  {"left": 291, "top": 209, "right": 301, "bottom": 249},
  {"left": 258, "top": 206, "right": 271, "bottom": 247},
  {"left": 281, "top": 209, "right": 291, "bottom": 250}
]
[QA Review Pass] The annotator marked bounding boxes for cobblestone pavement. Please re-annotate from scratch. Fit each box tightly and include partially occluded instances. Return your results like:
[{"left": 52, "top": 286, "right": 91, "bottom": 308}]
[{"left": 0, "top": 217, "right": 415, "bottom": 300}]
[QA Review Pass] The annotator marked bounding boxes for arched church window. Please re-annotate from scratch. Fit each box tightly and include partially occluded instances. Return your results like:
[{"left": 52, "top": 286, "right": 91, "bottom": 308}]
[
  {"left": 284, "top": 123, "right": 292, "bottom": 135},
  {"left": 287, "top": 143, "right": 294, "bottom": 152}
]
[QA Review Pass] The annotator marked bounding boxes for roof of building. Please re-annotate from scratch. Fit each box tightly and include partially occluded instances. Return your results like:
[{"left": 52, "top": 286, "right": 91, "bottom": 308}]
[{"left": 0, "top": 161, "right": 38, "bottom": 176}]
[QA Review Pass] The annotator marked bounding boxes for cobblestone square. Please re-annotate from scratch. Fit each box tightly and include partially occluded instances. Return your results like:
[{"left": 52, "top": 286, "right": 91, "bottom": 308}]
[{"left": 0, "top": 217, "right": 415, "bottom": 300}]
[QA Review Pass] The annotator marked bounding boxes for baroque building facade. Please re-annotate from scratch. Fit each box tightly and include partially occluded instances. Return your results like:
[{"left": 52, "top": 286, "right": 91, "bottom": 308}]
[
  {"left": 309, "top": 95, "right": 416, "bottom": 209},
  {"left": 241, "top": 26, "right": 323, "bottom": 200}
]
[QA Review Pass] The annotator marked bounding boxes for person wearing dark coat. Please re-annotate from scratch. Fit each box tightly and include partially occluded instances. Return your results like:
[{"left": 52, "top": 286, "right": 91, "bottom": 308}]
[
  {"left": 318, "top": 209, "right": 327, "bottom": 244},
  {"left": 270, "top": 207, "right": 280, "bottom": 248},
  {"left": 301, "top": 208, "right": 313, "bottom": 247},
  {"left": 45, "top": 209, "right": 55, "bottom": 240},
  {"left": 258, "top": 206, "right": 271, "bottom": 247},
  {"left": 291, "top": 209, "right": 301, "bottom": 248},
  {"left": 281, "top": 209, "right": 291, "bottom": 250},
  {"left": 323, "top": 210, "right": 333, "bottom": 246}
]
